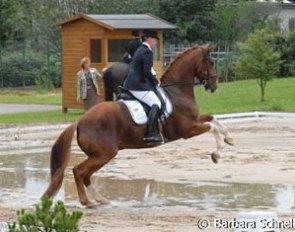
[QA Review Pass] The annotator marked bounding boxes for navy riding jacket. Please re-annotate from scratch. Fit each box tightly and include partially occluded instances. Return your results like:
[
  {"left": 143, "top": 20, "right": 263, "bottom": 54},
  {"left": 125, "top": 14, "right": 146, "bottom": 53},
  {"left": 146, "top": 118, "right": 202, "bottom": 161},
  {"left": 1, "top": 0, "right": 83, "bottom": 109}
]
[{"left": 124, "top": 44, "right": 158, "bottom": 91}]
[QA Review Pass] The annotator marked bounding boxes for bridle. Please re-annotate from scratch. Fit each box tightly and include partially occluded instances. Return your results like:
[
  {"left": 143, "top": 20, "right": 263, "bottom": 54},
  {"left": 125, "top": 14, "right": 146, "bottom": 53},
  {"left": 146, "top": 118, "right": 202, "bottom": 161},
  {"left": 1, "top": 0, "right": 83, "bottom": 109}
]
[
  {"left": 161, "top": 48, "right": 217, "bottom": 88},
  {"left": 198, "top": 74, "right": 217, "bottom": 87}
]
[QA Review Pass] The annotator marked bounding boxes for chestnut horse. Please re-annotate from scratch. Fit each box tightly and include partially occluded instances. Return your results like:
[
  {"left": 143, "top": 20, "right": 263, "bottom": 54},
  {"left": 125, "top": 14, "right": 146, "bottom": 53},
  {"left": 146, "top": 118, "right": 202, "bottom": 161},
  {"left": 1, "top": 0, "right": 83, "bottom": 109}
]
[{"left": 43, "top": 44, "right": 234, "bottom": 207}]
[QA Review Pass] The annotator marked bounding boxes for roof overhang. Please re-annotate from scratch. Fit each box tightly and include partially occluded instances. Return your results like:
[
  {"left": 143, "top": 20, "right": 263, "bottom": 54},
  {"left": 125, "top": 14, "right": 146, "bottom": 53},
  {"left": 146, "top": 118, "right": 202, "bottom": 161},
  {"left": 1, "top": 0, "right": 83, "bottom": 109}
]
[
  {"left": 53, "top": 13, "right": 114, "bottom": 30},
  {"left": 54, "top": 13, "right": 177, "bottom": 30}
]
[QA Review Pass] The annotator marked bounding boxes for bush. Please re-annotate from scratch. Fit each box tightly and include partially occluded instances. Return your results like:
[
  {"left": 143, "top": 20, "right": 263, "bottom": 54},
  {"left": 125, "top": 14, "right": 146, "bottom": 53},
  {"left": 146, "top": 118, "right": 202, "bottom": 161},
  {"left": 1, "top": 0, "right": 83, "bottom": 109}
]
[
  {"left": 36, "top": 76, "right": 55, "bottom": 93},
  {"left": 0, "top": 46, "right": 62, "bottom": 88},
  {"left": 273, "top": 32, "right": 295, "bottom": 77},
  {"left": 0, "top": 50, "right": 43, "bottom": 87},
  {"left": 216, "top": 58, "right": 235, "bottom": 82},
  {"left": 8, "top": 197, "right": 83, "bottom": 232}
]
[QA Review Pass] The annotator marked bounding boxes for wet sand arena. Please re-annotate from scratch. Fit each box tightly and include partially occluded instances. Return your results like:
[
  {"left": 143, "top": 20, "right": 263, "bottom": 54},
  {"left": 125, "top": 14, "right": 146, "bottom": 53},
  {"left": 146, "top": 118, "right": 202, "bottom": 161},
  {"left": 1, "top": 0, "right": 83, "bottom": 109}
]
[{"left": 0, "top": 117, "right": 295, "bottom": 231}]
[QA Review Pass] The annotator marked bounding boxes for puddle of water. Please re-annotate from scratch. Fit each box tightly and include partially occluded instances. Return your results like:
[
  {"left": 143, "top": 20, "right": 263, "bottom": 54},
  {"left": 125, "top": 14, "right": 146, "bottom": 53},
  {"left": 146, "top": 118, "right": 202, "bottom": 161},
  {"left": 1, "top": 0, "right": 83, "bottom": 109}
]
[{"left": 0, "top": 153, "right": 295, "bottom": 211}]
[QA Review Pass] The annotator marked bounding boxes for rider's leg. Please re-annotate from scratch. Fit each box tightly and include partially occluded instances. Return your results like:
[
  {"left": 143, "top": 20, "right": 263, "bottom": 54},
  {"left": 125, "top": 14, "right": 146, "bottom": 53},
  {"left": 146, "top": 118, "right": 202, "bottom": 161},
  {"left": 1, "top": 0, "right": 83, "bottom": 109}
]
[
  {"left": 144, "top": 104, "right": 162, "bottom": 144},
  {"left": 129, "top": 90, "right": 163, "bottom": 144},
  {"left": 129, "top": 90, "right": 161, "bottom": 108}
]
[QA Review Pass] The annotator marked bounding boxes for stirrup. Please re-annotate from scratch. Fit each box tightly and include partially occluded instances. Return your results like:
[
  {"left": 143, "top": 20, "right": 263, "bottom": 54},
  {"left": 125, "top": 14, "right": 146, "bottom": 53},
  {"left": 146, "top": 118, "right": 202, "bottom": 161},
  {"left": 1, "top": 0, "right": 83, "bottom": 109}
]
[{"left": 144, "top": 136, "right": 163, "bottom": 145}]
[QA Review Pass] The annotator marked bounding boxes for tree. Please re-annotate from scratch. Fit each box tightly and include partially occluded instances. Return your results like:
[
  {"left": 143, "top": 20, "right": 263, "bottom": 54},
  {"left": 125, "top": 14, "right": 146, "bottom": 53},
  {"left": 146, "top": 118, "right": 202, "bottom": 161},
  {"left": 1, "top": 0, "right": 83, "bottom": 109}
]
[
  {"left": 273, "top": 31, "right": 295, "bottom": 77},
  {"left": 157, "top": 0, "right": 217, "bottom": 43},
  {"left": 211, "top": 0, "right": 281, "bottom": 82},
  {"left": 211, "top": 0, "right": 251, "bottom": 82},
  {"left": 235, "top": 27, "right": 281, "bottom": 102},
  {"left": 0, "top": 0, "right": 18, "bottom": 88},
  {"left": 0, "top": 0, "right": 16, "bottom": 45}
]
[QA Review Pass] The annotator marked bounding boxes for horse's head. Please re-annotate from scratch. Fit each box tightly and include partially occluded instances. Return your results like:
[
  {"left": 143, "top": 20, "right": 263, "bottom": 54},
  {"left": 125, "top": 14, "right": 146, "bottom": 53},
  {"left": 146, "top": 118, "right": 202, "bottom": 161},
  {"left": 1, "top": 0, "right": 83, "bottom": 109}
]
[
  {"left": 161, "top": 44, "right": 218, "bottom": 94},
  {"left": 195, "top": 44, "right": 218, "bottom": 93}
]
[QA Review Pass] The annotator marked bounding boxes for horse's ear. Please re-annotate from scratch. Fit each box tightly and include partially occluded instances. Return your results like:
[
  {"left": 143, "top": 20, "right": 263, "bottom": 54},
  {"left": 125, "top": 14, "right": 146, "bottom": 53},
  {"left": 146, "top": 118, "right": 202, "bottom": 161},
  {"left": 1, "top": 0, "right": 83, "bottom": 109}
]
[{"left": 204, "top": 44, "right": 215, "bottom": 52}]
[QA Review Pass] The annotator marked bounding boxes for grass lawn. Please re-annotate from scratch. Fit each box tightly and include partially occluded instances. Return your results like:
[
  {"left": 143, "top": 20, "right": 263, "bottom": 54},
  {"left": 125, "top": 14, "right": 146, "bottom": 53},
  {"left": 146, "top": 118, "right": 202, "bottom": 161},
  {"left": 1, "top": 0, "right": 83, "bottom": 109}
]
[
  {"left": 0, "top": 77, "right": 294, "bottom": 124},
  {"left": 0, "top": 90, "right": 61, "bottom": 105},
  {"left": 195, "top": 77, "right": 295, "bottom": 114},
  {"left": 0, "top": 109, "right": 83, "bottom": 124}
]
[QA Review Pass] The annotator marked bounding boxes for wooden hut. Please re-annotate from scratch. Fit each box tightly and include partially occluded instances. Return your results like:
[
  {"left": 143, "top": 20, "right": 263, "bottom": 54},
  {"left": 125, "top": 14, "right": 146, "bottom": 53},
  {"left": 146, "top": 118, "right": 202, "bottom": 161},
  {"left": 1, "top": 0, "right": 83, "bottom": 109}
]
[{"left": 55, "top": 13, "right": 176, "bottom": 113}]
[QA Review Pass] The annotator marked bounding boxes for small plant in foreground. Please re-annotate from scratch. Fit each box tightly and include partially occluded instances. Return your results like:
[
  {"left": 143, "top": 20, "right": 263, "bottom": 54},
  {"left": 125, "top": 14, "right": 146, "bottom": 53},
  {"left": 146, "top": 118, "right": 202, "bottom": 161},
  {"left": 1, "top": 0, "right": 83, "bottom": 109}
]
[{"left": 8, "top": 197, "right": 83, "bottom": 232}]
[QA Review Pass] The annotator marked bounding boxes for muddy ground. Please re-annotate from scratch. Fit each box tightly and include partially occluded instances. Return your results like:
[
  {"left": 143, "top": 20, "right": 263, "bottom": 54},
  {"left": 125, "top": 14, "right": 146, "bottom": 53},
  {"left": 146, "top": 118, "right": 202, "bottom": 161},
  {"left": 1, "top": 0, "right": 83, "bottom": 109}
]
[{"left": 0, "top": 118, "right": 295, "bottom": 231}]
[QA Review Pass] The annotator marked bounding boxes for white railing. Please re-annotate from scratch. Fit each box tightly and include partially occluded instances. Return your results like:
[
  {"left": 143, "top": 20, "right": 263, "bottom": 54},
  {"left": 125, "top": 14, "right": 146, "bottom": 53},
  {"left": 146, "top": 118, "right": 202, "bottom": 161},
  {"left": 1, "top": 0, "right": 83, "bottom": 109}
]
[{"left": 215, "top": 111, "right": 295, "bottom": 121}]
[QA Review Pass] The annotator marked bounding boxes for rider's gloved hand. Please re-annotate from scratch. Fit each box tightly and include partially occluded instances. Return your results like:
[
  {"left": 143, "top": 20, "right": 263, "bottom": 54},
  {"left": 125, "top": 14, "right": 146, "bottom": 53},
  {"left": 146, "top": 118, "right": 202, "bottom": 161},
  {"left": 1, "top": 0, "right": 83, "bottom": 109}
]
[{"left": 153, "top": 78, "right": 160, "bottom": 86}]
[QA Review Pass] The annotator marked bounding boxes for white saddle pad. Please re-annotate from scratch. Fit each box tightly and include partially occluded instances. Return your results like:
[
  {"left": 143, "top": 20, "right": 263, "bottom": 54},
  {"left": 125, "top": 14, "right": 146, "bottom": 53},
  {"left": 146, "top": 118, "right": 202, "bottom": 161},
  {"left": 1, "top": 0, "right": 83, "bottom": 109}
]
[{"left": 120, "top": 87, "right": 173, "bottom": 125}]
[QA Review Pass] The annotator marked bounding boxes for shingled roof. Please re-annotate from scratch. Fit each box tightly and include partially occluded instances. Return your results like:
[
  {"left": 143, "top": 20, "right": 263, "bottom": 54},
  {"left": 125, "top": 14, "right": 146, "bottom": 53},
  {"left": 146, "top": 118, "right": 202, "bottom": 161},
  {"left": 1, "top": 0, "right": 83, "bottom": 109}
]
[{"left": 56, "top": 13, "right": 177, "bottom": 30}]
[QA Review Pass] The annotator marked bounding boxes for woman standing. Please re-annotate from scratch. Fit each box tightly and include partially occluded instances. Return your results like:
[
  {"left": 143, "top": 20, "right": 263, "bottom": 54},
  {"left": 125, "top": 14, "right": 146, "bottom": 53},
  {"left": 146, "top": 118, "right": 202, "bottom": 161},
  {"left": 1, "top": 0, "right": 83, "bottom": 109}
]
[{"left": 77, "top": 57, "right": 102, "bottom": 110}]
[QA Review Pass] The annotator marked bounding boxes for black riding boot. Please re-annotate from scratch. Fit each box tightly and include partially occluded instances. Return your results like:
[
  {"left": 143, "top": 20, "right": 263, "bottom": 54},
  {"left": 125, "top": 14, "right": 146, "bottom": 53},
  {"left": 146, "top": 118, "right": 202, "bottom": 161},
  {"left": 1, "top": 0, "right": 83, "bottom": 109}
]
[{"left": 144, "top": 104, "right": 163, "bottom": 145}]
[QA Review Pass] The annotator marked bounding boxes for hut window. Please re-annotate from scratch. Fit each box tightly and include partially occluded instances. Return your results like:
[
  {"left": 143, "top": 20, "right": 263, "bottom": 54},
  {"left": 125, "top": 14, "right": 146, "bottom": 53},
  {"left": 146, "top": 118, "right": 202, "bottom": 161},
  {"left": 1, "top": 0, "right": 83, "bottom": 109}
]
[
  {"left": 90, "top": 39, "right": 102, "bottom": 63},
  {"left": 108, "top": 39, "right": 130, "bottom": 62}
]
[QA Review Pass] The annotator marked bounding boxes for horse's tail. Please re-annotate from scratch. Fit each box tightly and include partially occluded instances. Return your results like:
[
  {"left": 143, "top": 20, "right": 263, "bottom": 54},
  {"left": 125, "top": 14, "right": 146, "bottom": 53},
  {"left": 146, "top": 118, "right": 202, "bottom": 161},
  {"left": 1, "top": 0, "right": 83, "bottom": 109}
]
[
  {"left": 102, "top": 66, "right": 112, "bottom": 81},
  {"left": 42, "top": 122, "right": 77, "bottom": 198},
  {"left": 103, "top": 66, "right": 115, "bottom": 101}
]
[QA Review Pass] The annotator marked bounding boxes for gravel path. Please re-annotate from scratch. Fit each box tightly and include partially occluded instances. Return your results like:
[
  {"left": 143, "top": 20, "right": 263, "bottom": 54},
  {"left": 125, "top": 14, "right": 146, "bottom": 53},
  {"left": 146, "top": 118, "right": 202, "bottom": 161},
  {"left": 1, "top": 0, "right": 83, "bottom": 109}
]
[{"left": 0, "top": 103, "right": 60, "bottom": 114}]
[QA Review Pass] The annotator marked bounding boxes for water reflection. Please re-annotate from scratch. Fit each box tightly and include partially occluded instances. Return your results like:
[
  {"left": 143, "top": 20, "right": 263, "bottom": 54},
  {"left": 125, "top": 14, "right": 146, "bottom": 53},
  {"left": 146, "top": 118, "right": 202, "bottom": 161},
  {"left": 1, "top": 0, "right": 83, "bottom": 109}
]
[{"left": 0, "top": 153, "right": 294, "bottom": 211}]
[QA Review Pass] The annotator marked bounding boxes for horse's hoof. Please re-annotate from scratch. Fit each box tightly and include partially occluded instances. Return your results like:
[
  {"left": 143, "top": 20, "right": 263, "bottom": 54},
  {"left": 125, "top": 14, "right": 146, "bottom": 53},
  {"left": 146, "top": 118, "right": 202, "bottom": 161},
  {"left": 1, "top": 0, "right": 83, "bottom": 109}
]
[
  {"left": 94, "top": 196, "right": 109, "bottom": 205},
  {"left": 84, "top": 201, "right": 98, "bottom": 209},
  {"left": 81, "top": 201, "right": 98, "bottom": 209},
  {"left": 211, "top": 152, "right": 220, "bottom": 164},
  {"left": 224, "top": 137, "right": 234, "bottom": 146},
  {"left": 94, "top": 193, "right": 110, "bottom": 205}
]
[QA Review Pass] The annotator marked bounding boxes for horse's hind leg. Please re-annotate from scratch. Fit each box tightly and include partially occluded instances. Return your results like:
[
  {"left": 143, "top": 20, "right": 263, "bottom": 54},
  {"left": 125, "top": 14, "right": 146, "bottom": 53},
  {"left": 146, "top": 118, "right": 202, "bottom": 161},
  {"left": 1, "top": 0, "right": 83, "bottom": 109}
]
[
  {"left": 211, "top": 118, "right": 234, "bottom": 146},
  {"left": 194, "top": 115, "right": 225, "bottom": 164},
  {"left": 73, "top": 148, "right": 117, "bottom": 208},
  {"left": 198, "top": 114, "right": 234, "bottom": 146},
  {"left": 84, "top": 168, "right": 109, "bottom": 204}
]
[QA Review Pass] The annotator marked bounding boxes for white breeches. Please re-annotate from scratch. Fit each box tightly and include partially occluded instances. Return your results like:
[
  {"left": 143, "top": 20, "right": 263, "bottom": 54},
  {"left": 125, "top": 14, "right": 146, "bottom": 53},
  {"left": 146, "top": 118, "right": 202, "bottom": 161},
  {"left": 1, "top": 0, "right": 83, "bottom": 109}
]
[{"left": 129, "top": 90, "right": 161, "bottom": 108}]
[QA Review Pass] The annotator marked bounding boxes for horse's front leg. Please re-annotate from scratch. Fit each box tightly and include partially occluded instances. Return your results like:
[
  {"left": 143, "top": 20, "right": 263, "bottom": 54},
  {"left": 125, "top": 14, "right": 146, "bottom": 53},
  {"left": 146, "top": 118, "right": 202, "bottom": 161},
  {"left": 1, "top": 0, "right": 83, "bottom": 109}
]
[
  {"left": 198, "top": 114, "right": 234, "bottom": 146},
  {"left": 186, "top": 122, "right": 223, "bottom": 164}
]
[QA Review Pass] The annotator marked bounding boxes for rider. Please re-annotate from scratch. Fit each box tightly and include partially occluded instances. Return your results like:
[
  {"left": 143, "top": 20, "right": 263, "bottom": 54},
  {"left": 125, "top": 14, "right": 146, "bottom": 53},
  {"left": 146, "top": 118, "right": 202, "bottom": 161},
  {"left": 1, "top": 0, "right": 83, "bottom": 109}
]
[
  {"left": 122, "top": 30, "right": 142, "bottom": 64},
  {"left": 124, "top": 29, "right": 162, "bottom": 145}
]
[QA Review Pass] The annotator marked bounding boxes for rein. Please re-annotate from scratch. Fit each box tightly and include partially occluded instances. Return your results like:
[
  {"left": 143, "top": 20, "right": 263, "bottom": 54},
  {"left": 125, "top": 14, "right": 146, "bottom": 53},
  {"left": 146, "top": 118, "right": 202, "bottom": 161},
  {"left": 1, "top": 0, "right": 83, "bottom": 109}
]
[{"left": 161, "top": 74, "right": 217, "bottom": 88}]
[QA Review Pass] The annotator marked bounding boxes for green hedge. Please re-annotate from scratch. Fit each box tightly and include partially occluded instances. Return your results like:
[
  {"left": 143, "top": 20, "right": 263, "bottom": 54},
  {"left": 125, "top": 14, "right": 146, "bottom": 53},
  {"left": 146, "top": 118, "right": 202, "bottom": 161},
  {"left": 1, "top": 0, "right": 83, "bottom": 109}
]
[{"left": 0, "top": 48, "right": 61, "bottom": 88}]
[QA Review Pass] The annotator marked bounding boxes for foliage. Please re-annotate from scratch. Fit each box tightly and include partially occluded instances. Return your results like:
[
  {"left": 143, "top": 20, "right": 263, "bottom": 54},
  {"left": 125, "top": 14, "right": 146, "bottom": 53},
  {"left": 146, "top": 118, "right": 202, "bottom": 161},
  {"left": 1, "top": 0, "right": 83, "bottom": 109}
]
[
  {"left": 0, "top": 0, "right": 220, "bottom": 89},
  {"left": 36, "top": 76, "right": 55, "bottom": 93},
  {"left": 0, "top": 0, "right": 17, "bottom": 45},
  {"left": 211, "top": 0, "right": 282, "bottom": 82},
  {"left": 235, "top": 26, "right": 281, "bottom": 102},
  {"left": 0, "top": 50, "right": 44, "bottom": 87},
  {"left": 212, "top": 0, "right": 249, "bottom": 43},
  {"left": 273, "top": 32, "right": 295, "bottom": 77},
  {"left": 289, "top": 17, "right": 295, "bottom": 31},
  {"left": 157, "top": 0, "right": 217, "bottom": 43},
  {"left": 216, "top": 58, "right": 235, "bottom": 82},
  {"left": 8, "top": 197, "right": 83, "bottom": 232},
  {"left": 0, "top": 0, "right": 63, "bottom": 89},
  {"left": 1, "top": 0, "right": 295, "bottom": 89},
  {"left": 0, "top": 39, "right": 61, "bottom": 88}
]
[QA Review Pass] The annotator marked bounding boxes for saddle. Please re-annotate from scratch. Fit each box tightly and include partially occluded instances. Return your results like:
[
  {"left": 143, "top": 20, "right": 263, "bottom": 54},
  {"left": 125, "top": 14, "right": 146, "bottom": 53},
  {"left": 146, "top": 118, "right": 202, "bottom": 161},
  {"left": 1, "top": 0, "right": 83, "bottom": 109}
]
[
  {"left": 118, "top": 86, "right": 150, "bottom": 112},
  {"left": 117, "top": 86, "right": 172, "bottom": 142}
]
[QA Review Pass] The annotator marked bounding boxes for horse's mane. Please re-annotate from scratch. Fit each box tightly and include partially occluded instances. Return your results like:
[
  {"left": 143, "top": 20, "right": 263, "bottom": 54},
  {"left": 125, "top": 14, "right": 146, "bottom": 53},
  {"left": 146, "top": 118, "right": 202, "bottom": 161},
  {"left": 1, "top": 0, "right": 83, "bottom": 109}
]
[{"left": 161, "top": 44, "right": 201, "bottom": 79}]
